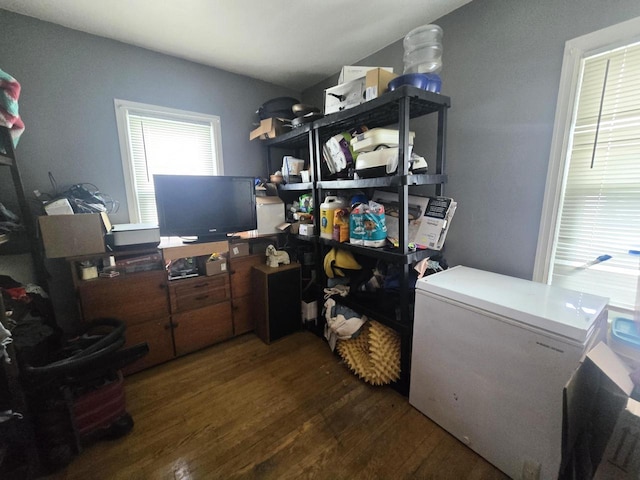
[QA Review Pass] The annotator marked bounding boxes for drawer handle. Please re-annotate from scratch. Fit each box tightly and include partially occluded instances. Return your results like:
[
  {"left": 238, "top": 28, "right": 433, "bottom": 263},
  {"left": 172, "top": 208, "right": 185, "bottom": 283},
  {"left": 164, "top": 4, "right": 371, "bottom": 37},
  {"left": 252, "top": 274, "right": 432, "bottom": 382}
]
[
  {"left": 195, "top": 295, "right": 209, "bottom": 301},
  {"left": 173, "top": 322, "right": 179, "bottom": 329},
  {"left": 194, "top": 283, "right": 208, "bottom": 288},
  {"left": 164, "top": 322, "right": 172, "bottom": 330}
]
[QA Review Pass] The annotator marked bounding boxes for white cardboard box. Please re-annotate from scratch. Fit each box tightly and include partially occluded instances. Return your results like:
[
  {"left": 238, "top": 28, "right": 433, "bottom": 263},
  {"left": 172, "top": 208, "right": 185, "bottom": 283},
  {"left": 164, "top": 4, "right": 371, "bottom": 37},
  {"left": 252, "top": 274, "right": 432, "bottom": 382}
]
[
  {"left": 325, "top": 68, "right": 398, "bottom": 115},
  {"left": 371, "top": 191, "right": 455, "bottom": 250},
  {"left": 413, "top": 197, "right": 457, "bottom": 251},
  {"left": 256, "top": 196, "right": 285, "bottom": 235},
  {"left": 325, "top": 76, "right": 366, "bottom": 115}
]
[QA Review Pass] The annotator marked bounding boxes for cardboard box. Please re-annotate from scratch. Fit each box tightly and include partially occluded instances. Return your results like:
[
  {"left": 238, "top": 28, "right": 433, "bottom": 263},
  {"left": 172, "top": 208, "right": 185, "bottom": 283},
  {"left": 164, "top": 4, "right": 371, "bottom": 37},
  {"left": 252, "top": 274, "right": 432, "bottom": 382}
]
[
  {"left": 324, "top": 76, "right": 366, "bottom": 115},
  {"left": 201, "top": 255, "right": 228, "bottom": 276},
  {"left": 228, "top": 242, "right": 250, "bottom": 258},
  {"left": 301, "top": 300, "right": 317, "bottom": 322},
  {"left": 413, "top": 197, "right": 457, "bottom": 251},
  {"left": 562, "top": 342, "right": 640, "bottom": 479},
  {"left": 595, "top": 398, "right": 640, "bottom": 479},
  {"left": 38, "top": 213, "right": 109, "bottom": 258},
  {"left": 364, "top": 68, "right": 398, "bottom": 102},
  {"left": 256, "top": 196, "right": 285, "bottom": 235},
  {"left": 338, "top": 66, "right": 394, "bottom": 84},
  {"left": 298, "top": 223, "right": 313, "bottom": 236},
  {"left": 249, "top": 118, "right": 288, "bottom": 141}
]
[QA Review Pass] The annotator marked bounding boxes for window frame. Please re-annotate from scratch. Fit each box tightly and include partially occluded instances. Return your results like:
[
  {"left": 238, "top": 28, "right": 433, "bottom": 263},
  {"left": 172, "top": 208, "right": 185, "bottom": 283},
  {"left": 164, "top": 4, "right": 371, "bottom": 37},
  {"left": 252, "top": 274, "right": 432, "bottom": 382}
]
[
  {"left": 114, "top": 99, "right": 224, "bottom": 223},
  {"left": 533, "top": 16, "right": 640, "bottom": 285}
]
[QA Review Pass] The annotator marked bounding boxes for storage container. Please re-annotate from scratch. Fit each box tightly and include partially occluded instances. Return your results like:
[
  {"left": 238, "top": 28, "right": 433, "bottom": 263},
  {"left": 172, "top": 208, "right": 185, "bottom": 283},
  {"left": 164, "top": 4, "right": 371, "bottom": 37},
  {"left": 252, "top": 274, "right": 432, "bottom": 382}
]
[
  {"left": 332, "top": 208, "right": 350, "bottom": 242},
  {"left": 403, "top": 24, "right": 443, "bottom": 74},
  {"left": 350, "top": 128, "right": 415, "bottom": 153},
  {"left": 608, "top": 317, "right": 640, "bottom": 368},
  {"left": 320, "top": 196, "right": 347, "bottom": 239}
]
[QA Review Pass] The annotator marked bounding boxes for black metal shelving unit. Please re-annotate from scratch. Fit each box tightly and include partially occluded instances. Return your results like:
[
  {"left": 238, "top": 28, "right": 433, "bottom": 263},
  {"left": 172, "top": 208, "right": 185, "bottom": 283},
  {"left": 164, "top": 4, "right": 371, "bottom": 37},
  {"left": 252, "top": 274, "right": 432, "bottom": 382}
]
[
  {"left": 0, "top": 127, "right": 42, "bottom": 478},
  {"left": 264, "top": 85, "right": 451, "bottom": 396}
]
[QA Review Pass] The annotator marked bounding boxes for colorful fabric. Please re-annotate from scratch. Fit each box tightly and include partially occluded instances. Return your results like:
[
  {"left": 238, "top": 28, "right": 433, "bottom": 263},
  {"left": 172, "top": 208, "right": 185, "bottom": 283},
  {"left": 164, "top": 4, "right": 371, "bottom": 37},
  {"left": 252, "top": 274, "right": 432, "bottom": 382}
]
[{"left": 0, "top": 68, "right": 25, "bottom": 152}]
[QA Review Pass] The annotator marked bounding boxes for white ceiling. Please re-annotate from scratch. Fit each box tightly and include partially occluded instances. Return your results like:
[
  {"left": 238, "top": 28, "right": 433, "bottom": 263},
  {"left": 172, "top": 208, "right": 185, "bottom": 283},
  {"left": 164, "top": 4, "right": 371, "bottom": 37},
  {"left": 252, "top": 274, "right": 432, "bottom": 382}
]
[{"left": 0, "top": 0, "right": 472, "bottom": 91}]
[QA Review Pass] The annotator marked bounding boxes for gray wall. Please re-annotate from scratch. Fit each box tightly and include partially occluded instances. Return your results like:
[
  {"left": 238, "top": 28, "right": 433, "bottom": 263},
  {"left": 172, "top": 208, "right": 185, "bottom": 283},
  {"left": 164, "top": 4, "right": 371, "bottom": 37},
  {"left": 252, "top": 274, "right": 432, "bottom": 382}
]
[
  {"left": 303, "top": 0, "right": 640, "bottom": 280},
  {"left": 0, "top": 10, "right": 299, "bottom": 331},
  {"left": 0, "top": 9, "right": 298, "bottom": 225}
]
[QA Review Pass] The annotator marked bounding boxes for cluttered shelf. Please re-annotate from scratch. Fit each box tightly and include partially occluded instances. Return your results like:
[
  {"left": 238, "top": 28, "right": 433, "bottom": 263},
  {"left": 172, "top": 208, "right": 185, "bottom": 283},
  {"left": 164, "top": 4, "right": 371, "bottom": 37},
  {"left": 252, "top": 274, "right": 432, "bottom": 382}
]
[
  {"left": 261, "top": 85, "right": 449, "bottom": 150},
  {"left": 262, "top": 123, "right": 312, "bottom": 149},
  {"left": 278, "top": 182, "right": 313, "bottom": 191},
  {"left": 0, "top": 152, "right": 13, "bottom": 166},
  {"left": 0, "top": 230, "right": 31, "bottom": 255},
  {"left": 314, "top": 85, "right": 450, "bottom": 140},
  {"left": 328, "top": 290, "right": 415, "bottom": 334},
  {"left": 319, "top": 237, "right": 437, "bottom": 264},
  {"left": 317, "top": 173, "right": 447, "bottom": 190}
]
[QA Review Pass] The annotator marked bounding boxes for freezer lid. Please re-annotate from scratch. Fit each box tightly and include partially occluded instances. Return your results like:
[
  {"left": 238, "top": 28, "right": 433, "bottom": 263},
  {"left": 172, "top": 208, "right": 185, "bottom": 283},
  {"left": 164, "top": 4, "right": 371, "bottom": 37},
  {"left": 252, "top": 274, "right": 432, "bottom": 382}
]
[{"left": 415, "top": 265, "right": 609, "bottom": 343}]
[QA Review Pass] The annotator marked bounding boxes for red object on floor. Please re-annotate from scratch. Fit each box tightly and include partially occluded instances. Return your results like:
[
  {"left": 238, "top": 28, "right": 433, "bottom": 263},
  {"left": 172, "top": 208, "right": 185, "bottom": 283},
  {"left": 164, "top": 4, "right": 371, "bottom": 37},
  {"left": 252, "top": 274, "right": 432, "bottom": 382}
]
[{"left": 72, "top": 371, "right": 126, "bottom": 437}]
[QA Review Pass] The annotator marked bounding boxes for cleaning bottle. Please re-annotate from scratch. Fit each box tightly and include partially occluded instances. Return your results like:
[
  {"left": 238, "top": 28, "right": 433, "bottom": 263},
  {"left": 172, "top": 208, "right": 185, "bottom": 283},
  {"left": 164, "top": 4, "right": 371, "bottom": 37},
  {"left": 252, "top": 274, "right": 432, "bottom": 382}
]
[{"left": 320, "top": 195, "right": 346, "bottom": 239}]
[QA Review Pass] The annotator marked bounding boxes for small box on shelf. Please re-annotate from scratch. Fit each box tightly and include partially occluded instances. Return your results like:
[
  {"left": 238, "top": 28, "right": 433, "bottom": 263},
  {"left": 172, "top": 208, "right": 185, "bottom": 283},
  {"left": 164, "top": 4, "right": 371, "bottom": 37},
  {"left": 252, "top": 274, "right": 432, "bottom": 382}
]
[
  {"left": 197, "top": 254, "right": 228, "bottom": 277},
  {"left": 229, "top": 242, "right": 250, "bottom": 258}
]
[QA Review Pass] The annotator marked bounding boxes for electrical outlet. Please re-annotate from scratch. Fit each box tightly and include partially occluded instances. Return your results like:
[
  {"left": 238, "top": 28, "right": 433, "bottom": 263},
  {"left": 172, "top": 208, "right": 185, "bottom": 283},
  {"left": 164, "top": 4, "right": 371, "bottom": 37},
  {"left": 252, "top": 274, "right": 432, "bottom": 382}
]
[{"left": 522, "top": 460, "right": 541, "bottom": 480}]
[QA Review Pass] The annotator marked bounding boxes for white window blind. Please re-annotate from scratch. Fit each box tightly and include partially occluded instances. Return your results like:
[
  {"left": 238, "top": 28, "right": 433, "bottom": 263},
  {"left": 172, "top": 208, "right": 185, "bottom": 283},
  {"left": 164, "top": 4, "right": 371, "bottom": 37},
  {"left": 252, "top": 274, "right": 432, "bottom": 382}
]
[
  {"left": 549, "top": 41, "right": 640, "bottom": 315},
  {"left": 115, "top": 100, "right": 223, "bottom": 225}
]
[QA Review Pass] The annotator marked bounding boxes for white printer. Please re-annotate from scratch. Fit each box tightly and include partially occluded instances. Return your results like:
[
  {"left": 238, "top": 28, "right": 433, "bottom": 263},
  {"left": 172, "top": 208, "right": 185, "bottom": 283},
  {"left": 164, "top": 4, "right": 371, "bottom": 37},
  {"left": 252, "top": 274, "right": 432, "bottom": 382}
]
[{"left": 108, "top": 223, "right": 160, "bottom": 248}]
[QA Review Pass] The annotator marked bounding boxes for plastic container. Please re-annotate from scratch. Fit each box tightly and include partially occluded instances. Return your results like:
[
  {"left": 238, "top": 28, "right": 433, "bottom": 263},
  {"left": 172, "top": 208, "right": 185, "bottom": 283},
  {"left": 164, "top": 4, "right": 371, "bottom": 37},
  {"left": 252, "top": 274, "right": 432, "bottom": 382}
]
[
  {"left": 608, "top": 317, "right": 640, "bottom": 369},
  {"left": 403, "top": 24, "right": 443, "bottom": 50},
  {"left": 403, "top": 24, "right": 443, "bottom": 74},
  {"left": 350, "top": 128, "right": 416, "bottom": 153},
  {"left": 320, "top": 196, "right": 347, "bottom": 239},
  {"left": 403, "top": 45, "right": 443, "bottom": 74},
  {"left": 332, "top": 208, "right": 350, "bottom": 242},
  {"left": 388, "top": 73, "right": 442, "bottom": 94}
]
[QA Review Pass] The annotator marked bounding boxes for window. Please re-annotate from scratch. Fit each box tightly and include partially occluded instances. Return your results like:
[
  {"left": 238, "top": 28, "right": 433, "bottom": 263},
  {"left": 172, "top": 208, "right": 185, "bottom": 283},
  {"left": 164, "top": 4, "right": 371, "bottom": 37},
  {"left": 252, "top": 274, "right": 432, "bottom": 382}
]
[
  {"left": 114, "top": 100, "right": 224, "bottom": 224},
  {"left": 535, "top": 17, "right": 640, "bottom": 318}
]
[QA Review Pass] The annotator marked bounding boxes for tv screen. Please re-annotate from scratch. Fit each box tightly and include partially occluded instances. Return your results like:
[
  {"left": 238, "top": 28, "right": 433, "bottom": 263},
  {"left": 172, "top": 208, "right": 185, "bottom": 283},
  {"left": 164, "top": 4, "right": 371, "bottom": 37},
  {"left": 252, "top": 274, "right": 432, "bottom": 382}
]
[{"left": 153, "top": 174, "right": 257, "bottom": 241}]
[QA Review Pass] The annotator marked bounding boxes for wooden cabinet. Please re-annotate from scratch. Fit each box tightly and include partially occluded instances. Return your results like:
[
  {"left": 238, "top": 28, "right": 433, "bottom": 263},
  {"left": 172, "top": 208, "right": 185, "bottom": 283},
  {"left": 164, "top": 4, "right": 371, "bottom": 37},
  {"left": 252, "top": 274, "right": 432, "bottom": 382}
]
[
  {"left": 252, "top": 263, "right": 301, "bottom": 344},
  {"left": 167, "top": 274, "right": 233, "bottom": 356},
  {"left": 122, "top": 317, "right": 174, "bottom": 375},
  {"left": 72, "top": 238, "right": 285, "bottom": 375},
  {"left": 172, "top": 302, "right": 233, "bottom": 356},
  {"left": 78, "top": 269, "right": 169, "bottom": 325},
  {"left": 229, "top": 253, "right": 264, "bottom": 335},
  {"left": 76, "top": 268, "right": 172, "bottom": 374}
]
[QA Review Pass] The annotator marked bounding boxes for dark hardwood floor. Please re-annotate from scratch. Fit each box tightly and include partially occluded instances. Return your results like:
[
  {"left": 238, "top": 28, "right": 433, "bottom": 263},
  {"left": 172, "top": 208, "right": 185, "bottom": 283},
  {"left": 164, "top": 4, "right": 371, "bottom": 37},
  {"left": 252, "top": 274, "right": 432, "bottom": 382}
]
[{"left": 45, "top": 331, "right": 508, "bottom": 479}]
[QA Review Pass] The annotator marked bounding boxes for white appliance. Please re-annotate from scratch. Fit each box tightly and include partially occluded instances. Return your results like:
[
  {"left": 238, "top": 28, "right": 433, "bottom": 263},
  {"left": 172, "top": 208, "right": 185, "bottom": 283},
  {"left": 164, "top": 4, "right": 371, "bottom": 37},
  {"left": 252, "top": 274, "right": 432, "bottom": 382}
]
[
  {"left": 410, "top": 266, "right": 608, "bottom": 480},
  {"left": 110, "top": 223, "right": 160, "bottom": 247}
]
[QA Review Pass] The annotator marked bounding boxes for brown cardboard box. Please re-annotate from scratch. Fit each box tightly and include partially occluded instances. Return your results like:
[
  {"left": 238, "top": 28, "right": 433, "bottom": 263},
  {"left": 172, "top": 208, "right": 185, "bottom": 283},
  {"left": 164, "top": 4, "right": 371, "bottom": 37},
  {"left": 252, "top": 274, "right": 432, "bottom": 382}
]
[
  {"left": 595, "top": 397, "right": 640, "bottom": 479},
  {"left": 202, "top": 255, "right": 228, "bottom": 276},
  {"left": 249, "top": 118, "right": 287, "bottom": 141},
  {"left": 563, "top": 342, "right": 639, "bottom": 479},
  {"left": 228, "top": 242, "right": 250, "bottom": 258},
  {"left": 364, "top": 68, "right": 398, "bottom": 101},
  {"left": 38, "top": 213, "right": 109, "bottom": 258}
]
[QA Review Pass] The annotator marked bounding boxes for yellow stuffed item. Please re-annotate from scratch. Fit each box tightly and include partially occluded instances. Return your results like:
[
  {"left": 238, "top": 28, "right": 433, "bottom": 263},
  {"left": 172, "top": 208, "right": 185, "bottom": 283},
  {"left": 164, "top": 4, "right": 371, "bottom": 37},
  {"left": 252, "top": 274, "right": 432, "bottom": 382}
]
[
  {"left": 323, "top": 248, "right": 362, "bottom": 278},
  {"left": 336, "top": 320, "right": 401, "bottom": 386}
]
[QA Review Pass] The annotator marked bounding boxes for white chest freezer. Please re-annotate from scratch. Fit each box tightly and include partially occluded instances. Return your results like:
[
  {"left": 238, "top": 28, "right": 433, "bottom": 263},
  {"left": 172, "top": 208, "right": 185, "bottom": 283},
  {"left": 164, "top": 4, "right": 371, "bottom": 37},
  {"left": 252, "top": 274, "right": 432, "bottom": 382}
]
[{"left": 410, "top": 266, "right": 608, "bottom": 480}]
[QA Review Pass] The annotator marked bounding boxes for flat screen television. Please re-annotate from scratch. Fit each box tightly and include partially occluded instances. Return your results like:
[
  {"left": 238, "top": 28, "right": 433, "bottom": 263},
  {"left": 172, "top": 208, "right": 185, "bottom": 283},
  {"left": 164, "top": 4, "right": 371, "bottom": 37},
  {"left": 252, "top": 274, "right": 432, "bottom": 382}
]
[{"left": 153, "top": 174, "right": 257, "bottom": 242}]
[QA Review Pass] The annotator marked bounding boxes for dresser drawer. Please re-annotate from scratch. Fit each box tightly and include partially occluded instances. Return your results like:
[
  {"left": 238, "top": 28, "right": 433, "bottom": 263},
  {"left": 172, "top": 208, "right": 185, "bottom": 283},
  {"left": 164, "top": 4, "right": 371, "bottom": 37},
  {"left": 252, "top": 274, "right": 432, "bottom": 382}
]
[
  {"left": 169, "top": 274, "right": 230, "bottom": 313},
  {"left": 172, "top": 302, "right": 233, "bottom": 356}
]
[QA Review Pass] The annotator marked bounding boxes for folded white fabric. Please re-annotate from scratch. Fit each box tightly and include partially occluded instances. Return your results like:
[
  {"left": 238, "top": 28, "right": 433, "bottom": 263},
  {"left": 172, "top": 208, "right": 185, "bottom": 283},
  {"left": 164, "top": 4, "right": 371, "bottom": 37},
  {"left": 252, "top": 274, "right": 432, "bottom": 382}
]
[{"left": 0, "top": 321, "right": 13, "bottom": 364}]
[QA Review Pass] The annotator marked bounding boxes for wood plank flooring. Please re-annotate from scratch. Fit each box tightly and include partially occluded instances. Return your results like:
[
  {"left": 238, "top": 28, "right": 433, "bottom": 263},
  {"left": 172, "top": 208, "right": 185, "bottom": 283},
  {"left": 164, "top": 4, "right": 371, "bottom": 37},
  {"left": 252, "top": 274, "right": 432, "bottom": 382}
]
[{"left": 45, "top": 331, "right": 509, "bottom": 479}]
